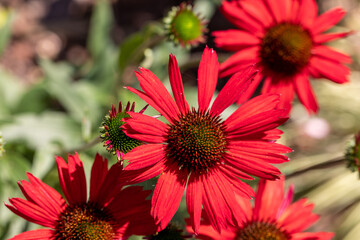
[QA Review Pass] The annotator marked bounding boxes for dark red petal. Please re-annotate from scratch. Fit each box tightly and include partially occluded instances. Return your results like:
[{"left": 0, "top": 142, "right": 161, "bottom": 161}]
[
  {"left": 211, "top": 65, "right": 258, "bottom": 116},
  {"left": 312, "top": 7, "right": 346, "bottom": 34},
  {"left": 123, "top": 112, "right": 167, "bottom": 143},
  {"left": 186, "top": 173, "right": 203, "bottom": 234},
  {"left": 293, "top": 72, "right": 319, "bottom": 114},
  {"left": 123, "top": 144, "right": 166, "bottom": 170},
  {"left": 8, "top": 229, "right": 55, "bottom": 240},
  {"left": 89, "top": 154, "right": 109, "bottom": 203},
  {"left": 212, "top": 30, "right": 260, "bottom": 51},
  {"left": 66, "top": 153, "right": 87, "bottom": 204},
  {"left": 168, "top": 53, "right": 190, "bottom": 115},
  {"left": 198, "top": 46, "right": 219, "bottom": 112},
  {"left": 151, "top": 167, "right": 187, "bottom": 230},
  {"left": 253, "top": 177, "right": 284, "bottom": 222}
]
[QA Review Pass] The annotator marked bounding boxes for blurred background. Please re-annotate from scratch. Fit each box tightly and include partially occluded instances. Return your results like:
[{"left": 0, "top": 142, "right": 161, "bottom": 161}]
[{"left": 0, "top": 0, "right": 359, "bottom": 239}]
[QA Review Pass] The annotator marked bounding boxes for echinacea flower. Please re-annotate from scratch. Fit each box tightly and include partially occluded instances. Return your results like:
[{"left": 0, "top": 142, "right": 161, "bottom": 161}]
[
  {"left": 187, "top": 176, "right": 334, "bottom": 240},
  {"left": 164, "top": 2, "right": 207, "bottom": 48},
  {"left": 5, "top": 153, "right": 157, "bottom": 239},
  {"left": 121, "top": 47, "right": 291, "bottom": 233},
  {"left": 100, "top": 101, "right": 148, "bottom": 160},
  {"left": 214, "top": 0, "right": 352, "bottom": 113}
]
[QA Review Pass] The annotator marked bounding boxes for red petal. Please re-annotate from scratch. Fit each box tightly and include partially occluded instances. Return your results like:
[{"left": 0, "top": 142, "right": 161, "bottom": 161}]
[
  {"left": 123, "top": 144, "right": 166, "bottom": 170},
  {"left": 6, "top": 198, "right": 57, "bottom": 228},
  {"left": 211, "top": 65, "right": 257, "bottom": 116},
  {"left": 263, "top": 0, "right": 288, "bottom": 23},
  {"left": 198, "top": 47, "right": 219, "bottom": 112},
  {"left": 236, "top": 73, "right": 263, "bottom": 105},
  {"left": 262, "top": 77, "right": 295, "bottom": 113},
  {"left": 151, "top": 167, "right": 187, "bottom": 230},
  {"left": 296, "top": 0, "right": 317, "bottom": 28},
  {"left": 293, "top": 72, "right": 319, "bottom": 114},
  {"left": 219, "top": 46, "right": 260, "bottom": 78},
  {"left": 121, "top": 159, "right": 165, "bottom": 185},
  {"left": 309, "top": 56, "right": 350, "bottom": 84},
  {"left": 226, "top": 93, "right": 281, "bottom": 130},
  {"left": 186, "top": 173, "right": 203, "bottom": 234},
  {"left": 312, "top": 45, "right": 352, "bottom": 63},
  {"left": 212, "top": 30, "right": 260, "bottom": 51},
  {"left": 291, "top": 232, "right": 334, "bottom": 240},
  {"left": 312, "top": 7, "right": 346, "bottom": 35},
  {"left": 8, "top": 229, "right": 55, "bottom": 240},
  {"left": 19, "top": 173, "right": 65, "bottom": 219},
  {"left": 240, "top": 0, "right": 273, "bottom": 28},
  {"left": 133, "top": 68, "right": 180, "bottom": 123},
  {"left": 168, "top": 54, "right": 190, "bottom": 115},
  {"left": 253, "top": 177, "right": 284, "bottom": 221},
  {"left": 90, "top": 154, "right": 109, "bottom": 203},
  {"left": 123, "top": 112, "right": 167, "bottom": 143},
  {"left": 314, "top": 31, "right": 353, "bottom": 43}
]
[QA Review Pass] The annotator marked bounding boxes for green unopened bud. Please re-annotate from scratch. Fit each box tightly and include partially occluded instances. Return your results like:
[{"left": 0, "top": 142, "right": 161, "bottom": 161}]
[
  {"left": 164, "top": 3, "right": 207, "bottom": 48},
  {"left": 345, "top": 131, "right": 360, "bottom": 177}
]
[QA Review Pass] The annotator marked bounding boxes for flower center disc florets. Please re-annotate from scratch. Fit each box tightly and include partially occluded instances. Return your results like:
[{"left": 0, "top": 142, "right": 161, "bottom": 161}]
[
  {"left": 260, "top": 23, "right": 313, "bottom": 76},
  {"left": 166, "top": 109, "right": 227, "bottom": 173},
  {"left": 236, "top": 221, "right": 289, "bottom": 240},
  {"left": 101, "top": 112, "right": 142, "bottom": 155},
  {"left": 55, "top": 202, "right": 114, "bottom": 240}
]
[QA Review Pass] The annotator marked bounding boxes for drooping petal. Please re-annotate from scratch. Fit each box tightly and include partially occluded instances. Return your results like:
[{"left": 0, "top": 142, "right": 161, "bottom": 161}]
[
  {"left": 262, "top": 77, "right": 295, "bottom": 113},
  {"left": 168, "top": 53, "right": 190, "bottom": 115},
  {"left": 186, "top": 173, "right": 203, "bottom": 234},
  {"left": 309, "top": 56, "right": 350, "bottom": 84},
  {"left": 122, "top": 112, "right": 168, "bottom": 143},
  {"left": 123, "top": 144, "right": 166, "bottom": 170},
  {"left": 211, "top": 65, "right": 257, "bottom": 116},
  {"left": 312, "top": 7, "right": 346, "bottom": 35},
  {"left": 293, "top": 72, "right": 319, "bottom": 114},
  {"left": 253, "top": 177, "right": 284, "bottom": 222},
  {"left": 8, "top": 229, "right": 55, "bottom": 240},
  {"left": 151, "top": 166, "right": 187, "bottom": 230},
  {"left": 198, "top": 47, "right": 219, "bottom": 112},
  {"left": 212, "top": 30, "right": 260, "bottom": 51}
]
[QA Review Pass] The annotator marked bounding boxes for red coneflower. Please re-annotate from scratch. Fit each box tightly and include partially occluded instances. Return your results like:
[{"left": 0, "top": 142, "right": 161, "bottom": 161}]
[
  {"left": 5, "top": 153, "right": 157, "bottom": 239},
  {"left": 100, "top": 101, "right": 148, "bottom": 160},
  {"left": 214, "top": 0, "right": 352, "bottom": 113},
  {"left": 121, "top": 47, "right": 291, "bottom": 234},
  {"left": 187, "top": 176, "right": 334, "bottom": 240}
]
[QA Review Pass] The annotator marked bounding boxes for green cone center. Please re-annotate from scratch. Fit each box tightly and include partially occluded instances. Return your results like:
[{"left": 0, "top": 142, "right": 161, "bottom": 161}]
[
  {"left": 236, "top": 221, "right": 289, "bottom": 240},
  {"left": 172, "top": 10, "right": 202, "bottom": 41},
  {"left": 102, "top": 112, "right": 141, "bottom": 155},
  {"left": 260, "top": 23, "right": 313, "bottom": 76},
  {"left": 55, "top": 203, "right": 114, "bottom": 240},
  {"left": 166, "top": 109, "right": 227, "bottom": 173}
]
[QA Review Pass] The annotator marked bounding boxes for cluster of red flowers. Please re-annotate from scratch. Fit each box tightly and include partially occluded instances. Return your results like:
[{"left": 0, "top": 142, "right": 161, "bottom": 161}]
[{"left": 6, "top": 0, "right": 350, "bottom": 239}]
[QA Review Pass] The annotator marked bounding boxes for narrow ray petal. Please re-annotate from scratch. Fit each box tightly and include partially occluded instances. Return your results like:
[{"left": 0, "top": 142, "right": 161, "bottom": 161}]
[
  {"left": 309, "top": 56, "right": 350, "bottom": 83},
  {"left": 123, "top": 144, "right": 166, "bottom": 170},
  {"left": 8, "top": 229, "right": 55, "bottom": 240},
  {"left": 313, "top": 7, "right": 346, "bottom": 34},
  {"left": 293, "top": 72, "right": 318, "bottom": 114},
  {"left": 212, "top": 30, "right": 260, "bottom": 51},
  {"left": 186, "top": 173, "right": 203, "bottom": 234}
]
